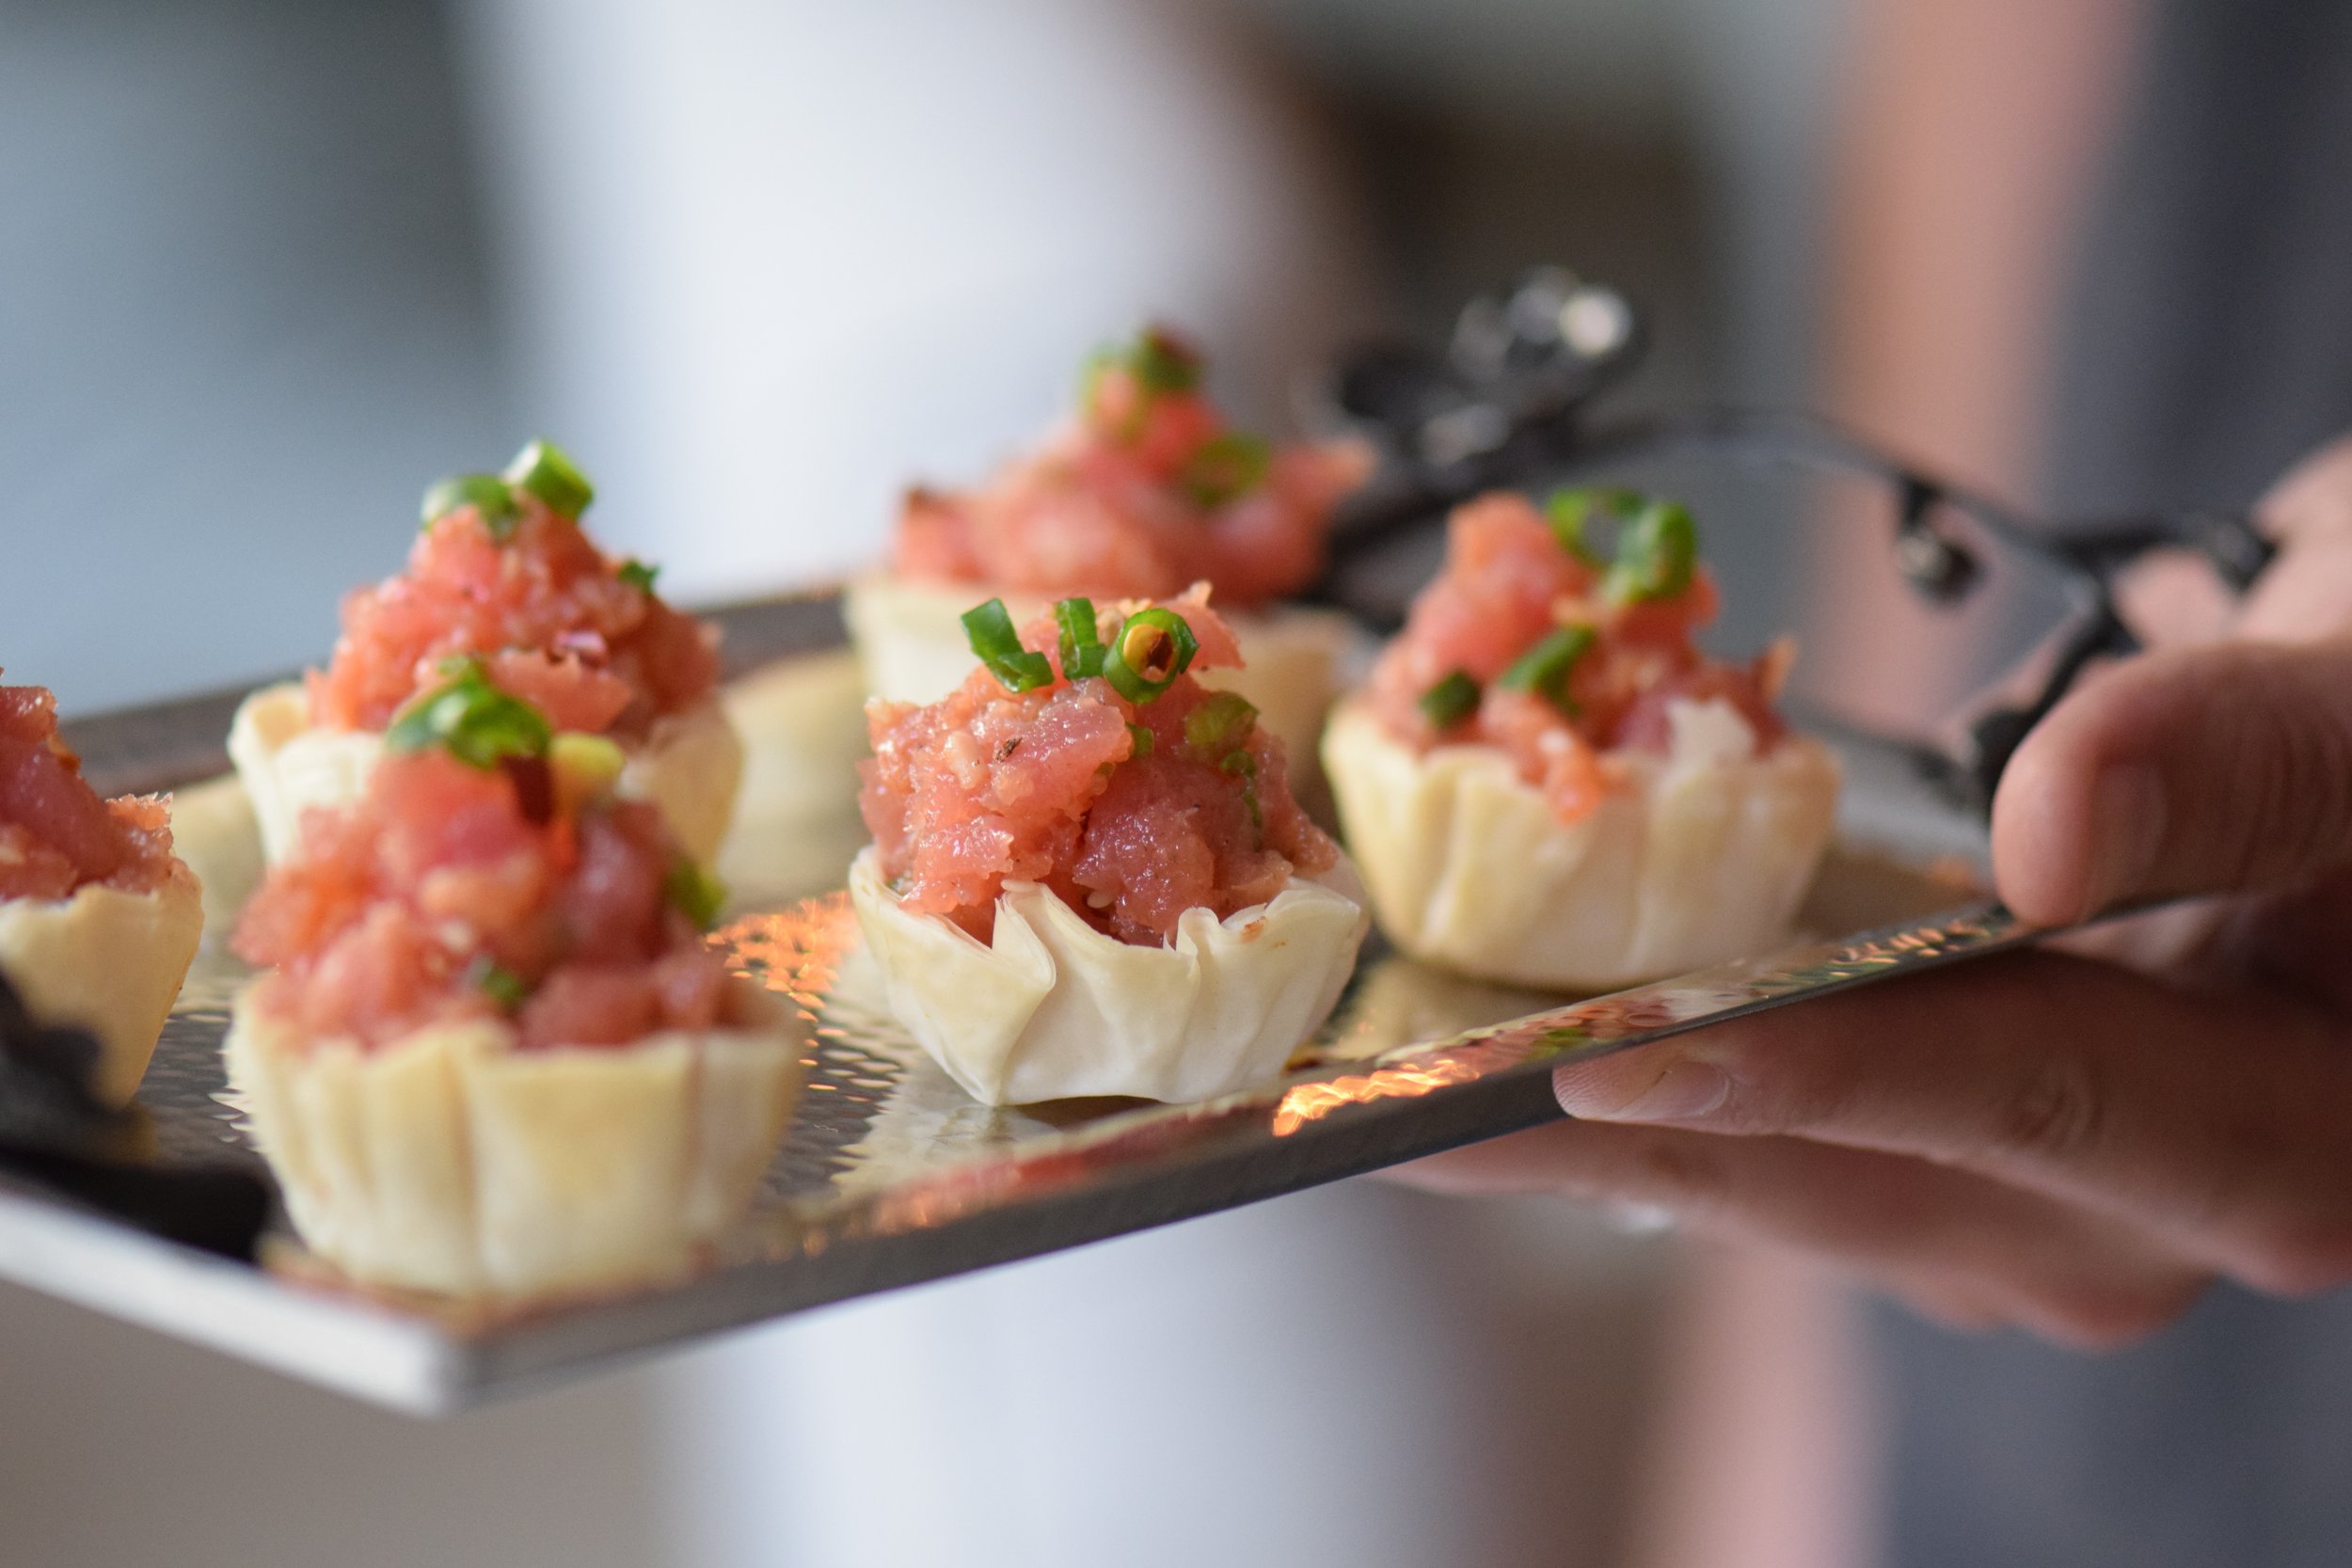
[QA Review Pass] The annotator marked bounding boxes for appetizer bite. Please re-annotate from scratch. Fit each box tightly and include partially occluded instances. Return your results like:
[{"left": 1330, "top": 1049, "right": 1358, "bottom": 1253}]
[
  {"left": 0, "top": 674, "right": 203, "bottom": 1106},
  {"left": 850, "top": 588, "right": 1369, "bottom": 1105},
  {"left": 844, "top": 327, "right": 1369, "bottom": 769},
  {"left": 1323, "top": 490, "right": 1839, "bottom": 990},
  {"left": 231, "top": 439, "right": 739, "bottom": 869},
  {"left": 226, "top": 680, "right": 801, "bottom": 1298}
]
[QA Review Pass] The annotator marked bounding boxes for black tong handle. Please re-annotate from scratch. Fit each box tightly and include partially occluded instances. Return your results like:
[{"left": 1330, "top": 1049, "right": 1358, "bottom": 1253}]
[{"left": 1313, "top": 268, "right": 2283, "bottom": 808}]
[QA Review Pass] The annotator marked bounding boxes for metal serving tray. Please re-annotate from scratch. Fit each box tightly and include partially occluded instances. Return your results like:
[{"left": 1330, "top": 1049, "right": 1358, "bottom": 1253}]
[{"left": 0, "top": 594, "right": 2028, "bottom": 1415}]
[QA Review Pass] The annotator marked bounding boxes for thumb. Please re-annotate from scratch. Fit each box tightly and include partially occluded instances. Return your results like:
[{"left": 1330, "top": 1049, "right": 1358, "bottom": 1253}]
[{"left": 1991, "top": 639, "right": 2352, "bottom": 924}]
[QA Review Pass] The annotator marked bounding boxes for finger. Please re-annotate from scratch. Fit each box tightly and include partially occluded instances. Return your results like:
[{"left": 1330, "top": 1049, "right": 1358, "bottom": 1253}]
[
  {"left": 1991, "top": 639, "right": 2352, "bottom": 925},
  {"left": 1545, "top": 948, "right": 2352, "bottom": 1295},
  {"left": 2113, "top": 548, "right": 2237, "bottom": 650},
  {"left": 2253, "top": 434, "right": 2352, "bottom": 546},
  {"left": 2044, "top": 896, "right": 2226, "bottom": 973},
  {"left": 2203, "top": 872, "right": 2352, "bottom": 1017},
  {"left": 2236, "top": 434, "right": 2352, "bottom": 641},
  {"left": 2237, "top": 531, "right": 2352, "bottom": 644},
  {"left": 1397, "top": 1120, "right": 2208, "bottom": 1347},
  {"left": 2106, "top": 438, "right": 2352, "bottom": 652}
]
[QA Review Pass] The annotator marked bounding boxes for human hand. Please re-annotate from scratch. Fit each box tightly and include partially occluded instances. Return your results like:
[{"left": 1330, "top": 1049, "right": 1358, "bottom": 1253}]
[{"left": 1395, "top": 437, "right": 2352, "bottom": 1346}]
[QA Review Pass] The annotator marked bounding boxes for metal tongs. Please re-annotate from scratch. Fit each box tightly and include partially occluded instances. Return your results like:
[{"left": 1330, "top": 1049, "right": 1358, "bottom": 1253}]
[{"left": 1311, "top": 266, "right": 2277, "bottom": 812}]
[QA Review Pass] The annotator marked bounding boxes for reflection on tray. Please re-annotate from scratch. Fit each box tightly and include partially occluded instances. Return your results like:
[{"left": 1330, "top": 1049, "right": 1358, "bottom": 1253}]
[{"left": 150, "top": 642, "right": 1997, "bottom": 1279}]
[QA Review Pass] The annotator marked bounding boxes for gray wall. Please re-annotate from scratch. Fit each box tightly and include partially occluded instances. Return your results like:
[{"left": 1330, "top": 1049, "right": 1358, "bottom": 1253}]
[{"left": 0, "top": 0, "right": 510, "bottom": 712}]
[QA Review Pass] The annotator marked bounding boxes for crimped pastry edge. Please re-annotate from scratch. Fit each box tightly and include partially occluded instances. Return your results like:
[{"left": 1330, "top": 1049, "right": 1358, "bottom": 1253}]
[
  {"left": 841, "top": 572, "right": 1357, "bottom": 773},
  {"left": 228, "top": 683, "right": 742, "bottom": 866},
  {"left": 0, "top": 865, "right": 204, "bottom": 1106},
  {"left": 224, "top": 976, "right": 802, "bottom": 1298},
  {"left": 848, "top": 846, "right": 1368, "bottom": 1106},
  {"left": 1321, "top": 697, "right": 1840, "bottom": 990}
]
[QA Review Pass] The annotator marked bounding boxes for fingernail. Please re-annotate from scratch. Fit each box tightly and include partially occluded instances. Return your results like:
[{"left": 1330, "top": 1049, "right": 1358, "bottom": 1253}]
[
  {"left": 2083, "top": 763, "right": 2168, "bottom": 918},
  {"left": 1554, "top": 1056, "right": 1730, "bottom": 1123}
]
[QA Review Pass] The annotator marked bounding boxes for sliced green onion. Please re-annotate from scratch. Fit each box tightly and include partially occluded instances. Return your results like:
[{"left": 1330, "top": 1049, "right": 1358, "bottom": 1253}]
[
  {"left": 665, "top": 859, "right": 727, "bottom": 930},
  {"left": 1603, "top": 499, "right": 1698, "bottom": 605},
  {"left": 961, "top": 597, "right": 1055, "bottom": 692},
  {"left": 1078, "top": 346, "right": 1117, "bottom": 403},
  {"left": 1183, "top": 690, "right": 1259, "bottom": 755},
  {"left": 468, "top": 956, "right": 531, "bottom": 1012},
  {"left": 1418, "top": 670, "right": 1481, "bottom": 729},
  {"left": 1219, "top": 750, "right": 1263, "bottom": 833},
  {"left": 1545, "top": 487, "right": 1634, "bottom": 565},
  {"left": 1104, "top": 607, "right": 1200, "bottom": 704},
  {"left": 549, "top": 732, "right": 627, "bottom": 810},
  {"left": 1178, "top": 433, "right": 1270, "bottom": 509},
  {"left": 616, "top": 558, "right": 660, "bottom": 594},
  {"left": 384, "top": 660, "right": 553, "bottom": 769},
  {"left": 1497, "top": 625, "right": 1597, "bottom": 712},
  {"left": 421, "top": 473, "right": 519, "bottom": 540},
  {"left": 503, "top": 438, "right": 596, "bottom": 518},
  {"left": 1084, "top": 329, "right": 1205, "bottom": 440},
  {"left": 1055, "top": 596, "right": 1105, "bottom": 679},
  {"left": 1129, "top": 327, "right": 1202, "bottom": 394},
  {"left": 1125, "top": 721, "right": 1154, "bottom": 760}
]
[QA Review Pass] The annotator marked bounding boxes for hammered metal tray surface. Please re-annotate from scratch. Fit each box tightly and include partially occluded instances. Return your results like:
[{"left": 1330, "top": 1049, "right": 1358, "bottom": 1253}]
[{"left": 0, "top": 595, "right": 2027, "bottom": 1414}]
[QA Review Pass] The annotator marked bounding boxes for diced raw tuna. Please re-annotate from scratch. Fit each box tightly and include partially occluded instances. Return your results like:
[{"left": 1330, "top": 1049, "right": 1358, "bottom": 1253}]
[
  {"left": 886, "top": 331, "right": 1370, "bottom": 606},
  {"left": 1364, "top": 492, "right": 1787, "bottom": 823},
  {"left": 307, "top": 499, "right": 717, "bottom": 736},
  {"left": 859, "top": 591, "right": 1337, "bottom": 944},
  {"left": 0, "top": 675, "right": 180, "bottom": 900},
  {"left": 234, "top": 746, "right": 729, "bottom": 1052}
]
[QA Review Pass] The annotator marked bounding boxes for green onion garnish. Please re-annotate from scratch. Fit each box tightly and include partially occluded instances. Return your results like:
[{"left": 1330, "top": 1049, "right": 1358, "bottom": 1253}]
[
  {"left": 1129, "top": 327, "right": 1203, "bottom": 394},
  {"left": 1546, "top": 487, "right": 1635, "bottom": 565},
  {"left": 1083, "top": 328, "right": 1206, "bottom": 439},
  {"left": 616, "top": 559, "right": 659, "bottom": 594},
  {"left": 421, "top": 473, "right": 519, "bottom": 540},
  {"left": 1183, "top": 690, "right": 1258, "bottom": 755},
  {"left": 1055, "top": 596, "right": 1105, "bottom": 679},
  {"left": 503, "top": 438, "right": 596, "bottom": 519},
  {"left": 1104, "top": 607, "right": 1200, "bottom": 704},
  {"left": 1178, "top": 433, "right": 1270, "bottom": 509},
  {"left": 468, "top": 956, "right": 531, "bottom": 1013},
  {"left": 961, "top": 598, "right": 1055, "bottom": 692},
  {"left": 1497, "top": 625, "right": 1597, "bottom": 712},
  {"left": 665, "top": 859, "right": 727, "bottom": 929},
  {"left": 384, "top": 660, "right": 553, "bottom": 769},
  {"left": 1603, "top": 499, "right": 1698, "bottom": 604},
  {"left": 1078, "top": 347, "right": 1117, "bottom": 404},
  {"left": 1418, "top": 670, "right": 1481, "bottom": 729},
  {"left": 1219, "top": 750, "right": 1263, "bottom": 833},
  {"left": 1126, "top": 721, "right": 1154, "bottom": 760}
]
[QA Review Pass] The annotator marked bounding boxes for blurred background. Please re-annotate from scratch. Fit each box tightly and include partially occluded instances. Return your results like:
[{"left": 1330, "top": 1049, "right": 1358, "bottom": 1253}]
[
  {"left": 0, "top": 0, "right": 1934, "bottom": 1563},
  {"left": 0, "top": 0, "right": 1848, "bottom": 712}
]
